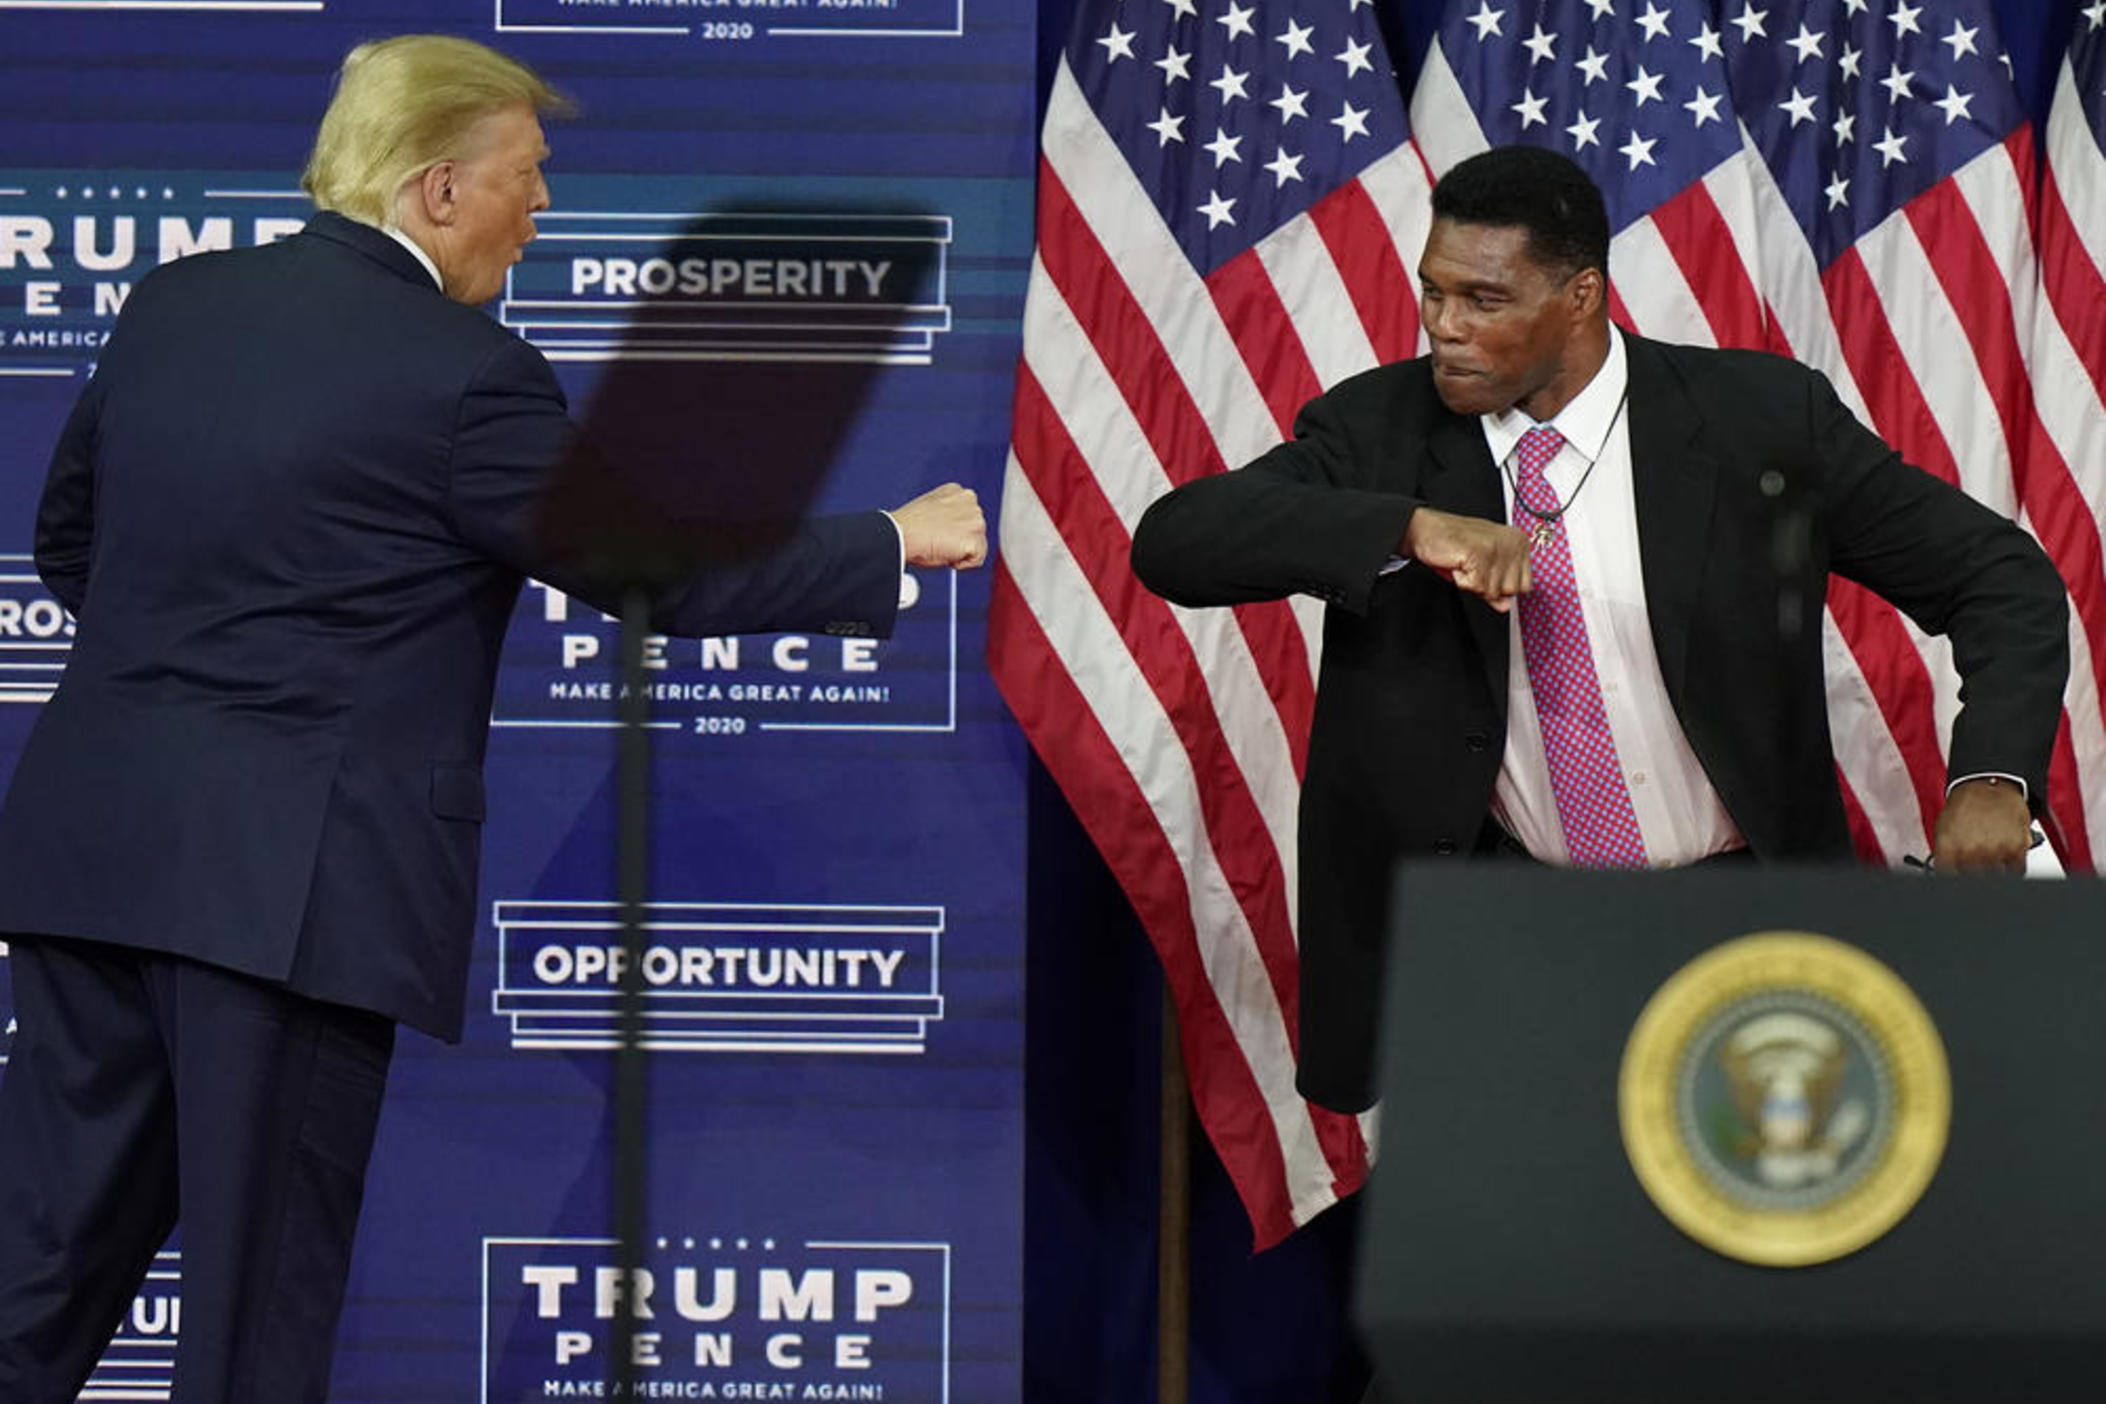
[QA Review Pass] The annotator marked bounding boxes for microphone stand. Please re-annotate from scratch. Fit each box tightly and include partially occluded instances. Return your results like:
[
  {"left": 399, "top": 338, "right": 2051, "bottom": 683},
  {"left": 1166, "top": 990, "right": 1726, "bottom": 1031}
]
[{"left": 611, "top": 583, "right": 654, "bottom": 1402}]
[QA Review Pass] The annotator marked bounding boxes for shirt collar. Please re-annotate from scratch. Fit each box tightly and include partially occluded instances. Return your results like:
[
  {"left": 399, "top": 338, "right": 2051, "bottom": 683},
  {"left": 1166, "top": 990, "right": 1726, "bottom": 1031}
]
[
  {"left": 1481, "top": 326, "right": 1630, "bottom": 466},
  {"left": 379, "top": 223, "right": 444, "bottom": 292}
]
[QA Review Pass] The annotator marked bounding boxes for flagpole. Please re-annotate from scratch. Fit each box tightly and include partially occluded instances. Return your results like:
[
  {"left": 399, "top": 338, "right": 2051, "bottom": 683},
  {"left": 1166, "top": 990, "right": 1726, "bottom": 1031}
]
[{"left": 1159, "top": 983, "right": 1191, "bottom": 1404}]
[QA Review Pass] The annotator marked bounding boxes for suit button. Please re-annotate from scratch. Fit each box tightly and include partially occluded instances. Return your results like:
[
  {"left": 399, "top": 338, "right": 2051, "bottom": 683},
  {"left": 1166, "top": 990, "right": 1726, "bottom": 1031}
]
[
  {"left": 1465, "top": 732, "right": 1489, "bottom": 753},
  {"left": 1433, "top": 838, "right": 1458, "bottom": 855}
]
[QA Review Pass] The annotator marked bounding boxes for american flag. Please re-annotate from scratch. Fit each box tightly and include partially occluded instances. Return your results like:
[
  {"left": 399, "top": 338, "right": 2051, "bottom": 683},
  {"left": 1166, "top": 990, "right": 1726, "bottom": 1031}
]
[
  {"left": 987, "top": 0, "right": 1426, "bottom": 1243},
  {"left": 1416, "top": 0, "right": 2106, "bottom": 869},
  {"left": 2038, "top": 8, "right": 2106, "bottom": 857},
  {"left": 993, "top": 0, "right": 2106, "bottom": 1245}
]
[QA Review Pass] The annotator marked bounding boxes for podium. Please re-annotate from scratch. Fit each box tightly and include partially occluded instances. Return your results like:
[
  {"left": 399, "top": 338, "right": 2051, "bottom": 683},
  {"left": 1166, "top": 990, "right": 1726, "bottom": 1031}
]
[{"left": 1354, "top": 864, "right": 2106, "bottom": 1401}]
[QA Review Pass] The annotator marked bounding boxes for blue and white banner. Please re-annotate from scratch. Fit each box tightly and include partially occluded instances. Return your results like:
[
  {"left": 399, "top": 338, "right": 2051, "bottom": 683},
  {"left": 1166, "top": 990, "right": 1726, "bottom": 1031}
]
[{"left": 0, "top": 5, "right": 1032, "bottom": 1400}]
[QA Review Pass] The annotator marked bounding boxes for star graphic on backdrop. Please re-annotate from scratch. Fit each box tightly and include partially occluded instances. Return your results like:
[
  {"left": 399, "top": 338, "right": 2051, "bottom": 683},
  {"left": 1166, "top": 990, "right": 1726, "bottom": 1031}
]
[
  {"left": 1337, "top": 37, "right": 1374, "bottom": 77},
  {"left": 1576, "top": 46, "right": 1611, "bottom": 84},
  {"left": 1204, "top": 127, "right": 1244, "bottom": 167},
  {"left": 1731, "top": 4, "right": 1769, "bottom": 43},
  {"left": 1217, "top": 1, "right": 1255, "bottom": 40},
  {"left": 1512, "top": 89, "right": 1549, "bottom": 128},
  {"left": 1620, "top": 131, "right": 1658, "bottom": 169},
  {"left": 1146, "top": 107, "right": 1186, "bottom": 145},
  {"left": 1875, "top": 126, "right": 1910, "bottom": 166},
  {"left": 1567, "top": 111, "right": 1602, "bottom": 149},
  {"left": 1264, "top": 149, "right": 1305, "bottom": 187},
  {"left": 1933, "top": 85, "right": 1974, "bottom": 124},
  {"left": 1277, "top": 19, "right": 1316, "bottom": 59},
  {"left": 1685, "top": 86, "right": 1723, "bottom": 126},
  {"left": 1880, "top": 62, "right": 1915, "bottom": 104},
  {"left": 1524, "top": 24, "right": 1557, "bottom": 64},
  {"left": 1198, "top": 190, "right": 1237, "bottom": 228},
  {"left": 1824, "top": 173, "right": 1850, "bottom": 210},
  {"left": 1466, "top": 1, "right": 1503, "bottom": 41},
  {"left": 1626, "top": 65, "right": 1665, "bottom": 106},
  {"left": 1786, "top": 24, "right": 1825, "bottom": 63},
  {"left": 1155, "top": 47, "right": 1192, "bottom": 83},
  {"left": 1690, "top": 23, "right": 1724, "bottom": 62},
  {"left": 1635, "top": 3, "right": 1672, "bottom": 42},
  {"left": 1097, "top": 23, "right": 1136, "bottom": 61},
  {"left": 1269, "top": 84, "right": 1310, "bottom": 122},
  {"left": 1889, "top": 2, "right": 1923, "bottom": 41}
]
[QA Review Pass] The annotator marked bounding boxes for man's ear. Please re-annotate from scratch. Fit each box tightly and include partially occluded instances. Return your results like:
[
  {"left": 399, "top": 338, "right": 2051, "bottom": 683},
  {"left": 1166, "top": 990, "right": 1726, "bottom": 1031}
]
[
  {"left": 416, "top": 160, "right": 459, "bottom": 228},
  {"left": 1568, "top": 265, "right": 1605, "bottom": 319}
]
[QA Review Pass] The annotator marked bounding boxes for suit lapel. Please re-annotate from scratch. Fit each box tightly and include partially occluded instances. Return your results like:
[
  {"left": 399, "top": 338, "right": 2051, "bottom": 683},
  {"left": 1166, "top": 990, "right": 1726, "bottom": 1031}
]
[
  {"left": 1625, "top": 336, "right": 1717, "bottom": 700},
  {"left": 1421, "top": 410, "right": 1512, "bottom": 712}
]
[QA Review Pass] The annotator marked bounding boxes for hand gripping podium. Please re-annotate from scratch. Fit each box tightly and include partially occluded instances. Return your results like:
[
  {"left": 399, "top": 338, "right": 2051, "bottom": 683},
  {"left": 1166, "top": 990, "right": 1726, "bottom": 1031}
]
[{"left": 1354, "top": 864, "right": 2106, "bottom": 1401}]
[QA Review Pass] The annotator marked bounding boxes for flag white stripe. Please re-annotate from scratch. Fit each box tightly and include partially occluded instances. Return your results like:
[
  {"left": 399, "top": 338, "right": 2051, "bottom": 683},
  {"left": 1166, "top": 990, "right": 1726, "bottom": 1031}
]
[
  {"left": 1252, "top": 214, "right": 1382, "bottom": 391},
  {"left": 1043, "top": 61, "right": 1284, "bottom": 468},
  {"left": 1021, "top": 258, "right": 1306, "bottom": 886},
  {"left": 2046, "top": 60, "right": 2106, "bottom": 260},
  {"left": 1000, "top": 467, "right": 1338, "bottom": 1215}
]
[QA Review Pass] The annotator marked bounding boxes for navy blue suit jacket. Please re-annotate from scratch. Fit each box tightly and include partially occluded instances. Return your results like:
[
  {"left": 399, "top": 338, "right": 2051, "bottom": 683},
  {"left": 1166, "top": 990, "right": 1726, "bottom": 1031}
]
[{"left": 0, "top": 213, "right": 901, "bottom": 1039}]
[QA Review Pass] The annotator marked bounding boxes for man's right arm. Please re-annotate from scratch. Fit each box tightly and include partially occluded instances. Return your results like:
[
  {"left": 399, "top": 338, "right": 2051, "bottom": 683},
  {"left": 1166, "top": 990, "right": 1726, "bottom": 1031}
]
[
  {"left": 1130, "top": 392, "right": 1417, "bottom": 613},
  {"left": 1130, "top": 390, "right": 1532, "bottom": 614}
]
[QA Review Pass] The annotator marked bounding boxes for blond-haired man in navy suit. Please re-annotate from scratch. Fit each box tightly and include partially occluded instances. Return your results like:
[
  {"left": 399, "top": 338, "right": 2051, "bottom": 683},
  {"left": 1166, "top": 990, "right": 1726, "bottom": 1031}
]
[{"left": 0, "top": 35, "right": 985, "bottom": 1402}]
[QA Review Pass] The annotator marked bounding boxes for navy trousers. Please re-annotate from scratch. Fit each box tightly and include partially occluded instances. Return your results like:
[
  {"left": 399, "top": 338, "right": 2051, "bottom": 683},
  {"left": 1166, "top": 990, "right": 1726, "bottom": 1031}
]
[{"left": 0, "top": 935, "right": 394, "bottom": 1403}]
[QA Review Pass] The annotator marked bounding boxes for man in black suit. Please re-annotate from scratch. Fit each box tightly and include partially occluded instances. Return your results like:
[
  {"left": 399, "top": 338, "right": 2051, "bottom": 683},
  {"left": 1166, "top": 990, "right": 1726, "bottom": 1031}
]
[
  {"left": 0, "top": 34, "right": 985, "bottom": 1402},
  {"left": 1131, "top": 145, "right": 2067, "bottom": 1117}
]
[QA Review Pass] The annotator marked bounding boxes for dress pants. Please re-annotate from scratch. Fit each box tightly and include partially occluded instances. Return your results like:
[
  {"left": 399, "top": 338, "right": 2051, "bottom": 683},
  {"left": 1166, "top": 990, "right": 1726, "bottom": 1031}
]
[{"left": 0, "top": 935, "right": 394, "bottom": 1403}]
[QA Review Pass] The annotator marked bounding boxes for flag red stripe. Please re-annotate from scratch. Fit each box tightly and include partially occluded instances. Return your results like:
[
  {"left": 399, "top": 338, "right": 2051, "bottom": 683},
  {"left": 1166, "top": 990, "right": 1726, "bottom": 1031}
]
[
  {"left": 1904, "top": 177, "right": 2106, "bottom": 721},
  {"left": 1647, "top": 180, "right": 1769, "bottom": 351},
  {"left": 1012, "top": 365, "right": 1305, "bottom": 1034},
  {"left": 1823, "top": 578, "right": 1947, "bottom": 839},
  {"left": 1204, "top": 246, "right": 1324, "bottom": 437},
  {"left": 1307, "top": 178, "right": 1419, "bottom": 365},
  {"left": 1036, "top": 159, "right": 1320, "bottom": 762},
  {"left": 1816, "top": 250, "right": 1960, "bottom": 833},
  {"left": 1833, "top": 766, "right": 1887, "bottom": 864},
  {"left": 1035, "top": 158, "right": 1227, "bottom": 483},
  {"left": 1821, "top": 248, "right": 1964, "bottom": 489},
  {"left": 2036, "top": 163, "right": 2106, "bottom": 405},
  {"left": 987, "top": 566, "right": 1306, "bottom": 1248},
  {"left": 2046, "top": 714, "right": 2093, "bottom": 872}
]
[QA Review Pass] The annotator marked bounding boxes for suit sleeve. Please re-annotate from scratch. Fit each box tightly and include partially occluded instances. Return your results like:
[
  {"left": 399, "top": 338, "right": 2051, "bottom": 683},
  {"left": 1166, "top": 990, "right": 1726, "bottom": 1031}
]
[
  {"left": 1811, "top": 370, "right": 2068, "bottom": 803},
  {"left": 1130, "top": 387, "right": 1418, "bottom": 614},
  {"left": 445, "top": 335, "right": 901, "bottom": 640},
  {"left": 33, "top": 371, "right": 105, "bottom": 617}
]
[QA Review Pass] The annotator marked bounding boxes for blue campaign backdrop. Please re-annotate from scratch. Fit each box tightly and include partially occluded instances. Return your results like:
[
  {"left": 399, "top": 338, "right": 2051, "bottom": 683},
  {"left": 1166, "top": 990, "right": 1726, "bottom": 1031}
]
[
  {"left": 0, "top": 5, "right": 1033, "bottom": 1402},
  {"left": 0, "top": 1, "right": 2092, "bottom": 1401}
]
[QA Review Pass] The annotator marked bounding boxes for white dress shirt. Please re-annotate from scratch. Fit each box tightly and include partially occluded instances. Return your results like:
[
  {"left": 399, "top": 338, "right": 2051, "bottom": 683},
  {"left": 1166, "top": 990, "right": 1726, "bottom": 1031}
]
[{"left": 1483, "top": 330, "right": 1746, "bottom": 867}]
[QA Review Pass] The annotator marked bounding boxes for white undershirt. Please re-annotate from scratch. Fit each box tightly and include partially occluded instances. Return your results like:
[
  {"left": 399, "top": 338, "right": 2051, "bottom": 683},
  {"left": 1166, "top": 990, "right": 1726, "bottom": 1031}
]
[
  {"left": 381, "top": 224, "right": 444, "bottom": 290},
  {"left": 1484, "top": 330, "right": 1745, "bottom": 867}
]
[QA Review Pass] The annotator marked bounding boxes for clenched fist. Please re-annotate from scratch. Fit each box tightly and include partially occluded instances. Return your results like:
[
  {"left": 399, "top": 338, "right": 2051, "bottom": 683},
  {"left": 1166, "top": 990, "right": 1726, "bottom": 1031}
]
[
  {"left": 888, "top": 483, "right": 988, "bottom": 570},
  {"left": 1402, "top": 506, "right": 1533, "bottom": 612}
]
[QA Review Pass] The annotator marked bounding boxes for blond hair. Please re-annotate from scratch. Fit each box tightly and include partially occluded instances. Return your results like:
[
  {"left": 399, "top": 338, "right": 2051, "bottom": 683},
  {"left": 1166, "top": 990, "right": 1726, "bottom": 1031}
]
[{"left": 301, "top": 35, "right": 572, "bottom": 225}]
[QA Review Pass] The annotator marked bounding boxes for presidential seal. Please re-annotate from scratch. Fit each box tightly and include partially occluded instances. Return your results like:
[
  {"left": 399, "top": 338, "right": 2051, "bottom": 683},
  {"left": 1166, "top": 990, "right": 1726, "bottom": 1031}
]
[{"left": 1617, "top": 932, "right": 1950, "bottom": 1267}]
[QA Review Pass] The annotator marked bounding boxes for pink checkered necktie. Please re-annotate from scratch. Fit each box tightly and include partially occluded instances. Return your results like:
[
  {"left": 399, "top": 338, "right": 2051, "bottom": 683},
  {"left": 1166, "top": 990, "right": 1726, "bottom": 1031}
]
[{"left": 1512, "top": 425, "right": 1649, "bottom": 869}]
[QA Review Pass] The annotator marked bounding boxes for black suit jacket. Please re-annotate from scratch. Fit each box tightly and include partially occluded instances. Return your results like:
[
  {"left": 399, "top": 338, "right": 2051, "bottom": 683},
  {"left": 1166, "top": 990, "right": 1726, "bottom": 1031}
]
[
  {"left": 1132, "top": 333, "right": 2068, "bottom": 1113},
  {"left": 0, "top": 213, "right": 902, "bottom": 1039}
]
